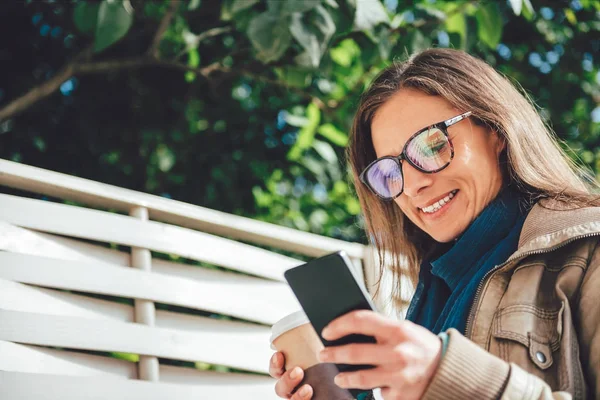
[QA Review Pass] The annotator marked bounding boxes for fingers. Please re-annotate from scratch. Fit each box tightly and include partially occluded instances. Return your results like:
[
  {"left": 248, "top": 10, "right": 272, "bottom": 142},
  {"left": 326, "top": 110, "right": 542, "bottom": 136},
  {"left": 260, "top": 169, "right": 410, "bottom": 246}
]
[
  {"left": 334, "top": 367, "right": 393, "bottom": 390},
  {"left": 290, "top": 384, "right": 313, "bottom": 400},
  {"left": 274, "top": 367, "right": 306, "bottom": 399},
  {"left": 319, "top": 343, "right": 405, "bottom": 366},
  {"left": 269, "top": 352, "right": 285, "bottom": 378},
  {"left": 322, "top": 311, "right": 410, "bottom": 343}
]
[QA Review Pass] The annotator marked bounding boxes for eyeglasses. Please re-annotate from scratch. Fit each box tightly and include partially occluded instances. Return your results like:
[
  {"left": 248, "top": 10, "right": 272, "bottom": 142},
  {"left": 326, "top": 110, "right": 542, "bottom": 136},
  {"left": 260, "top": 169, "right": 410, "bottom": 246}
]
[{"left": 359, "top": 111, "right": 472, "bottom": 200}]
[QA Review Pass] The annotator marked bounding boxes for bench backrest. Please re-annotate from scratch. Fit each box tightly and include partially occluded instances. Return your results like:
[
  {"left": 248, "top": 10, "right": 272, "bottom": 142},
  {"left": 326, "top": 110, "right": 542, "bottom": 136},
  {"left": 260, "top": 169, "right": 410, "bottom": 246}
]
[{"left": 0, "top": 159, "right": 406, "bottom": 399}]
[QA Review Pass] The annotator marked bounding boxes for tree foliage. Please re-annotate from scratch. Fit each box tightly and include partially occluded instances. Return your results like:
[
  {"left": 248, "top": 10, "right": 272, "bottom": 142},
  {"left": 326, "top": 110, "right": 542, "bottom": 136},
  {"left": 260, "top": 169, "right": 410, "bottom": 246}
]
[{"left": 1, "top": 0, "right": 599, "bottom": 245}]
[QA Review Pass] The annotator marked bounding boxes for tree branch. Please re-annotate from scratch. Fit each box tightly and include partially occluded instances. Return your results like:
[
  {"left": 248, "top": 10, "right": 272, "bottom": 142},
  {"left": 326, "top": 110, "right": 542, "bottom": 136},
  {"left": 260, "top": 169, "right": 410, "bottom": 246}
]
[
  {"left": 0, "top": 42, "right": 96, "bottom": 122},
  {"left": 0, "top": 55, "right": 327, "bottom": 122},
  {"left": 75, "top": 57, "right": 158, "bottom": 74},
  {"left": 0, "top": 64, "right": 76, "bottom": 122},
  {"left": 147, "top": 0, "right": 180, "bottom": 57}
]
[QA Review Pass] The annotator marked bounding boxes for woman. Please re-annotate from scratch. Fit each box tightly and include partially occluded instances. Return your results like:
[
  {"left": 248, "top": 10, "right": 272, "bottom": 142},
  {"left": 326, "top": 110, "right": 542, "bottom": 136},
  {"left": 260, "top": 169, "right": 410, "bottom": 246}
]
[{"left": 269, "top": 48, "right": 600, "bottom": 400}]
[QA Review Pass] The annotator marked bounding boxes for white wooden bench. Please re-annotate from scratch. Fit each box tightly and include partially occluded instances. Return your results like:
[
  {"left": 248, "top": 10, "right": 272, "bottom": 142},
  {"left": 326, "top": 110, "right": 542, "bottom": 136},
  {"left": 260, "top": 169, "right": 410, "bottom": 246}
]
[{"left": 0, "top": 159, "right": 404, "bottom": 399}]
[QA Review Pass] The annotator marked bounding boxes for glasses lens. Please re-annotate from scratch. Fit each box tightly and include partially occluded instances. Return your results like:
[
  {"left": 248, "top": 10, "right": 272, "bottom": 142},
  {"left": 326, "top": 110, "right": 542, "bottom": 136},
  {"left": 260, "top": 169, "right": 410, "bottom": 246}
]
[
  {"left": 365, "top": 158, "right": 403, "bottom": 199},
  {"left": 406, "top": 127, "right": 451, "bottom": 171}
]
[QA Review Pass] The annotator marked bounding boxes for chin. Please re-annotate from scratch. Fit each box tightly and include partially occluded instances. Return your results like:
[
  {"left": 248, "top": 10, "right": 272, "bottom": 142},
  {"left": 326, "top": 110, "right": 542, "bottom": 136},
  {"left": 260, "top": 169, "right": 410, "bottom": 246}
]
[{"left": 429, "top": 232, "right": 457, "bottom": 243}]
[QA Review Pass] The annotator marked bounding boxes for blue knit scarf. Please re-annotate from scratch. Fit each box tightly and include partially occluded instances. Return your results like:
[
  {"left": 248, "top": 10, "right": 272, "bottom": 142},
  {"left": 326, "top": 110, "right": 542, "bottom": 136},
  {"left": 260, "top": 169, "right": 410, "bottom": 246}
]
[{"left": 405, "top": 187, "right": 528, "bottom": 334}]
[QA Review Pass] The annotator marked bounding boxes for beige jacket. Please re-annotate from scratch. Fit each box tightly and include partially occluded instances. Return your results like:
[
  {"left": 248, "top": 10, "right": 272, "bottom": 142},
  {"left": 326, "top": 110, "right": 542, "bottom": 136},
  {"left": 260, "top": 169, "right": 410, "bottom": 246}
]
[{"left": 422, "top": 201, "right": 600, "bottom": 399}]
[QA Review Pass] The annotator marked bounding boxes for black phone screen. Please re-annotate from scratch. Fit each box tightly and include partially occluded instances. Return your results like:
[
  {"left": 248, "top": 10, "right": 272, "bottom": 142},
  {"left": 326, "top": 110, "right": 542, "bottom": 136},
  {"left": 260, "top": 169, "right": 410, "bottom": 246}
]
[{"left": 284, "top": 251, "right": 378, "bottom": 395}]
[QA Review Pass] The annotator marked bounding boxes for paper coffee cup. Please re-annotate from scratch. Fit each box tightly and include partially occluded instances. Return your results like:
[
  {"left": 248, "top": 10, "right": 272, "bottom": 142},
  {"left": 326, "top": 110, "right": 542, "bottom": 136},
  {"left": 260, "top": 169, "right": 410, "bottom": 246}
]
[
  {"left": 270, "top": 310, "right": 324, "bottom": 370},
  {"left": 270, "top": 310, "right": 310, "bottom": 348},
  {"left": 270, "top": 311, "right": 356, "bottom": 399}
]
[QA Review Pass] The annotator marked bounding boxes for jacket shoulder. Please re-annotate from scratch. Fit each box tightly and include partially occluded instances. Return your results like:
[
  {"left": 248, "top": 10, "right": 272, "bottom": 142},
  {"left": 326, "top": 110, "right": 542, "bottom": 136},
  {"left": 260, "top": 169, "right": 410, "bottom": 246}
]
[{"left": 518, "top": 200, "right": 600, "bottom": 252}]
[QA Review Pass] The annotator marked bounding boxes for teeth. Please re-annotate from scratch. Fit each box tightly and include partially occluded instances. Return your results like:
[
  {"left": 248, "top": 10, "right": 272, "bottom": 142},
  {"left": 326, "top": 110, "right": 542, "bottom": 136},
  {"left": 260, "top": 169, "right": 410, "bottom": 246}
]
[{"left": 420, "top": 190, "right": 457, "bottom": 214}]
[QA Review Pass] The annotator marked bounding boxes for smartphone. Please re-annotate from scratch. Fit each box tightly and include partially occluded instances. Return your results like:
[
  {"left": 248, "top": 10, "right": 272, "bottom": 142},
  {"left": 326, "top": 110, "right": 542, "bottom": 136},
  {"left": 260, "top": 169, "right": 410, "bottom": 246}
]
[{"left": 284, "top": 251, "right": 377, "bottom": 396}]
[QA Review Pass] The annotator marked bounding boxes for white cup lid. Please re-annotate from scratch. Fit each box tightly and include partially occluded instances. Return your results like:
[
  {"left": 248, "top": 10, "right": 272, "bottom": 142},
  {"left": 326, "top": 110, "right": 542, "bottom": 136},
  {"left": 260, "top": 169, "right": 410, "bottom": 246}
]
[{"left": 269, "top": 310, "right": 310, "bottom": 349}]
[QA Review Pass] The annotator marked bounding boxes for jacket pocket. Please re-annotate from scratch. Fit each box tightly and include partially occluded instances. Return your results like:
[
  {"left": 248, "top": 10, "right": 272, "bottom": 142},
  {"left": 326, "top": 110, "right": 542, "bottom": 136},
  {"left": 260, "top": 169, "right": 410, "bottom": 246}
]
[{"left": 491, "top": 302, "right": 564, "bottom": 370}]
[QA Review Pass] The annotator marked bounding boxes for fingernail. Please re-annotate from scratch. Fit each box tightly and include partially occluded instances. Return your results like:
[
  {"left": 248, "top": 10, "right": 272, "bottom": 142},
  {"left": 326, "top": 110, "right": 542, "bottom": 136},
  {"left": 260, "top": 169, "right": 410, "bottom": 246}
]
[
  {"left": 321, "top": 327, "right": 330, "bottom": 339},
  {"left": 290, "top": 367, "right": 300, "bottom": 380},
  {"left": 299, "top": 385, "right": 310, "bottom": 397}
]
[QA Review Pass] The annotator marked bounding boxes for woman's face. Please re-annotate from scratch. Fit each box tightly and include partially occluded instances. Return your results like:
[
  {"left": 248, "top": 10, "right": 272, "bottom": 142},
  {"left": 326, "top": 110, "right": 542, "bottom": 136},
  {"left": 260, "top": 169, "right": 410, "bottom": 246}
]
[{"left": 370, "top": 88, "right": 505, "bottom": 243}]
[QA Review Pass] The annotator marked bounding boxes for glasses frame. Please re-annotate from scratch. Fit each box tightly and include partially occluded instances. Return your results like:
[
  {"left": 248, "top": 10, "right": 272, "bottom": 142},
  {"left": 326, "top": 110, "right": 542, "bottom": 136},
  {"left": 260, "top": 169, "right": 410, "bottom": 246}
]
[{"left": 359, "top": 111, "right": 472, "bottom": 201}]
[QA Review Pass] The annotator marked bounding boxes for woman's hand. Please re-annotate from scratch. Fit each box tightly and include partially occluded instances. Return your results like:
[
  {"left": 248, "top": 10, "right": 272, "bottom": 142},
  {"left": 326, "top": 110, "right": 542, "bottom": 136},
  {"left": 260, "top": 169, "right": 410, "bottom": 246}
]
[
  {"left": 269, "top": 352, "right": 314, "bottom": 399},
  {"left": 318, "top": 310, "right": 441, "bottom": 400}
]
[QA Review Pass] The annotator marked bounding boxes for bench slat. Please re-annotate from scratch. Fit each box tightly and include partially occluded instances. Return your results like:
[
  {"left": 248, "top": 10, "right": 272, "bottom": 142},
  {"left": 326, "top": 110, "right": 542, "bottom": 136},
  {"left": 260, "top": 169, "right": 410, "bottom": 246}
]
[
  {"left": 0, "top": 158, "right": 365, "bottom": 259},
  {"left": 0, "top": 340, "right": 136, "bottom": 378},
  {"left": 0, "top": 371, "right": 277, "bottom": 399},
  {"left": 0, "top": 194, "right": 301, "bottom": 280},
  {"left": 0, "top": 223, "right": 301, "bottom": 324},
  {"left": 0, "top": 341, "right": 277, "bottom": 387},
  {"left": 0, "top": 279, "right": 275, "bottom": 356},
  {"left": 0, "top": 279, "right": 133, "bottom": 321},
  {"left": 0, "top": 310, "right": 271, "bottom": 373},
  {"left": 0, "top": 252, "right": 297, "bottom": 325}
]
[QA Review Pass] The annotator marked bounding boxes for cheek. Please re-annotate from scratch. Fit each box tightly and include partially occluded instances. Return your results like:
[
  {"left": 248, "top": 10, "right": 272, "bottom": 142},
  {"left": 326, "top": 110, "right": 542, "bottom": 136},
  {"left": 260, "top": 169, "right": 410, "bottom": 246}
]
[
  {"left": 395, "top": 197, "right": 408, "bottom": 216},
  {"left": 396, "top": 196, "right": 417, "bottom": 221},
  {"left": 452, "top": 140, "right": 499, "bottom": 179}
]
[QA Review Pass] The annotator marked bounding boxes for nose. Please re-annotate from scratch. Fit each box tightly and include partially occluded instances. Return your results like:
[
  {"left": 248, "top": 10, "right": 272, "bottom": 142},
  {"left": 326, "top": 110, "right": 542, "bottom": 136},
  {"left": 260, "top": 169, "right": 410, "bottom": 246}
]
[{"left": 402, "top": 162, "right": 433, "bottom": 198}]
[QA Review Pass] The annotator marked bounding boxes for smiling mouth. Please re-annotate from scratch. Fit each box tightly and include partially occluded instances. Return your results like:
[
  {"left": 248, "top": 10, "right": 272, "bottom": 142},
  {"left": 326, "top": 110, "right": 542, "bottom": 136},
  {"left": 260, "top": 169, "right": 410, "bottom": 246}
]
[{"left": 419, "top": 190, "right": 458, "bottom": 214}]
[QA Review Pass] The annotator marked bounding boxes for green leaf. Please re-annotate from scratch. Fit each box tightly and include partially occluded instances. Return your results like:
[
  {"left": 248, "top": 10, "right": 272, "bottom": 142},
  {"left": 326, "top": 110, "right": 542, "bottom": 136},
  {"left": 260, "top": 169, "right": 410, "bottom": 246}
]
[
  {"left": 582, "top": 150, "right": 594, "bottom": 164},
  {"left": 330, "top": 38, "right": 360, "bottom": 67},
  {"left": 33, "top": 136, "right": 46, "bottom": 152},
  {"left": 155, "top": 144, "right": 176, "bottom": 172},
  {"left": 508, "top": 0, "right": 523, "bottom": 15},
  {"left": 564, "top": 8, "right": 577, "bottom": 25},
  {"left": 313, "top": 140, "right": 338, "bottom": 164},
  {"left": 267, "top": 0, "right": 322, "bottom": 15},
  {"left": 409, "top": 30, "right": 431, "bottom": 53},
  {"left": 185, "top": 48, "right": 200, "bottom": 82},
  {"left": 94, "top": 0, "right": 134, "bottom": 53},
  {"left": 231, "top": 0, "right": 260, "bottom": 14},
  {"left": 317, "top": 123, "right": 348, "bottom": 146},
  {"left": 326, "top": 0, "right": 356, "bottom": 35},
  {"left": 300, "top": 155, "right": 326, "bottom": 178},
  {"left": 195, "top": 362, "right": 212, "bottom": 370},
  {"left": 475, "top": 3, "right": 503, "bottom": 49},
  {"left": 220, "top": 0, "right": 234, "bottom": 21},
  {"left": 73, "top": 2, "right": 100, "bottom": 35},
  {"left": 521, "top": 0, "right": 534, "bottom": 20},
  {"left": 252, "top": 186, "right": 273, "bottom": 207},
  {"left": 188, "top": 0, "right": 201, "bottom": 10},
  {"left": 374, "top": 26, "right": 394, "bottom": 60},
  {"left": 415, "top": 3, "right": 446, "bottom": 20},
  {"left": 274, "top": 66, "right": 313, "bottom": 88},
  {"left": 247, "top": 12, "right": 292, "bottom": 63},
  {"left": 111, "top": 352, "right": 139, "bottom": 362},
  {"left": 290, "top": 5, "right": 336, "bottom": 67},
  {"left": 309, "top": 209, "right": 329, "bottom": 228},
  {"left": 288, "top": 102, "right": 321, "bottom": 161},
  {"left": 283, "top": 113, "right": 310, "bottom": 127},
  {"left": 353, "top": 0, "right": 389, "bottom": 31},
  {"left": 345, "top": 196, "right": 361, "bottom": 215},
  {"left": 445, "top": 11, "right": 466, "bottom": 48}
]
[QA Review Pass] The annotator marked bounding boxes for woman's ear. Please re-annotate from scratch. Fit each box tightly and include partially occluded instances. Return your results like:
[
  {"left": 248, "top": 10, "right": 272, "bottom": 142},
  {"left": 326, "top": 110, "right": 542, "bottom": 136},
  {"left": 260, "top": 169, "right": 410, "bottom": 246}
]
[{"left": 496, "top": 133, "right": 507, "bottom": 156}]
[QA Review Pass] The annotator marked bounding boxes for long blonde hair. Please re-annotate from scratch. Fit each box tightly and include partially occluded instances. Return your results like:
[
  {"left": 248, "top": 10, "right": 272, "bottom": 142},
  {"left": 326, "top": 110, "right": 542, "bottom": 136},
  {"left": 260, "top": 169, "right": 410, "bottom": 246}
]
[{"left": 347, "top": 48, "right": 597, "bottom": 307}]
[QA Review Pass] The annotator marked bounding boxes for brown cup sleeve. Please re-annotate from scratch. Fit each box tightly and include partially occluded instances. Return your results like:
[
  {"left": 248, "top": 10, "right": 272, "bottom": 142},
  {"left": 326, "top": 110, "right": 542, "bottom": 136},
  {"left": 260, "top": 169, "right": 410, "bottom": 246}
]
[{"left": 293, "top": 363, "right": 355, "bottom": 400}]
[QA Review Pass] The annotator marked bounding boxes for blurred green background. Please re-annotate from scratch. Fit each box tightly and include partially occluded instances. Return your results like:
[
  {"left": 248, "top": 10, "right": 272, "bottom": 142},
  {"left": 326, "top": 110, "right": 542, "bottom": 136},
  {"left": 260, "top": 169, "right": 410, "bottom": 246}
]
[{"left": 1, "top": 0, "right": 599, "bottom": 246}]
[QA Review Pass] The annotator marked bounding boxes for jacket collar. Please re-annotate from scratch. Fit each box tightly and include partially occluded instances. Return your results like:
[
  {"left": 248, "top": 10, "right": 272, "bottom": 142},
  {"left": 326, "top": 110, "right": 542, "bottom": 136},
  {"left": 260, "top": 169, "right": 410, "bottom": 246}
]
[{"left": 513, "top": 199, "right": 600, "bottom": 260}]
